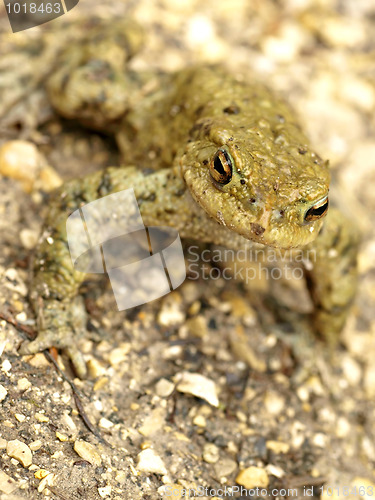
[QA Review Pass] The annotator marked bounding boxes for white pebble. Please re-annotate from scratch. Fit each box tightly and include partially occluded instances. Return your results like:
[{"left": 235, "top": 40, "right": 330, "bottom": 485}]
[
  {"left": 155, "top": 378, "right": 175, "bottom": 398},
  {"left": 264, "top": 391, "right": 285, "bottom": 415},
  {"left": 98, "top": 485, "right": 112, "bottom": 498},
  {"left": 99, "top": 418, "right": 114, "bottom": 429},
  {"left": 0, "top": 141, "right": 40, "bottom": 193},
  {"left": 29, "top": 440, "right": 42, "bottom": 451},
  {"left": 137, "top": 448, "right": 168, "bottom": 475},
  {"left": 0, "top": 470, "right": 18, "bottom": 494},
  {"left": 202, "top": 443, "right": 220, "bottom": 464},
  {"left": 0, "top": 384, "right": 7, "bottom": 402},
  {"left": 1, "top": 359, "right": 11, "bottom": 373},
  {"left": 73, "top": 440, "right": 101, "bottom": 466},
  {"left": 175, "top": 372, "right": 219, "bottom": 407},
  {"left": 17, "top": 377, "right": 32, "bottom": 391},
  {"left": 341, "top": 355, "right": 362, "bottom": 386},
  {"left": 312, "top": 433, "right": 327, "bottom": 447},
  {"left": 157, "top": 295, "right": 185, "bottom": 327},
  {"left": 7, "top": 439, "right": 33, "bottom": 467},
  {"left": 19, "top": 229, "right": 39, "bottom": 250}
]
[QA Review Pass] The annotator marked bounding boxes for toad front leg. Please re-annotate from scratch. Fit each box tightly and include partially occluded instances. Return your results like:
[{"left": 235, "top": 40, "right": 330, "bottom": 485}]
[{"left": 303, "top": 207, "right": 359, "bottom": 344}]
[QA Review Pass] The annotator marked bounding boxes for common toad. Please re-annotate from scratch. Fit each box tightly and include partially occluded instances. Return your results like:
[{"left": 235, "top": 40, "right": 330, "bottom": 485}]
[{"left": 20, "top": 20, "right": 359, "bottom": 377}]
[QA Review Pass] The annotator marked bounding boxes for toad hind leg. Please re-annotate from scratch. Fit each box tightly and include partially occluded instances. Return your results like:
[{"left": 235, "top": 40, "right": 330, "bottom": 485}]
[
  {"left": 303, "top": 207, "right": 360, "bottom": 345},
  {"left": 46, "top": 19, "right": 145, "bottom": 129}
]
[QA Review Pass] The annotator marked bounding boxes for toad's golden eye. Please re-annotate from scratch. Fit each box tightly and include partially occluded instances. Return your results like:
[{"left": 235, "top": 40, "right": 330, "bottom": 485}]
[
  {"left": 209, "top": 149, "right": 233, "bottom": 185},
  {"left": 304, "top": 196, "right": 329, "bottom": 222}
]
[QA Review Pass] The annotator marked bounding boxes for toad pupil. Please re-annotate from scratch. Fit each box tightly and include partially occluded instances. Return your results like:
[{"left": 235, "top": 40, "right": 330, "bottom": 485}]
[{"left": 210, "top": 149, "right": 233, "bottom": 184}]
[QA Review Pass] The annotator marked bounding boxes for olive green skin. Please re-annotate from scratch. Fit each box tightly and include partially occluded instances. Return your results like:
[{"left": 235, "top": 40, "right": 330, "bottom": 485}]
[{"left": 21, "top": 21, "right": 359, "bottom": 377}]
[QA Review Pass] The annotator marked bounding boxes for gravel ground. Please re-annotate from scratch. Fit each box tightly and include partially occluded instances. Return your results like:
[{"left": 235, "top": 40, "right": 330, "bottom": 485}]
[{"left": 0, "top": 0, "right": 375, "bottom": 499}]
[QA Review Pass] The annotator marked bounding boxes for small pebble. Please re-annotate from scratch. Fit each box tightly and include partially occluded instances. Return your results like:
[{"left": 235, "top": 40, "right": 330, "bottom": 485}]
[
  {"left": 137, "top": 448, "right": 168, "bottom": 475},
  {"left": 157, "top": 294, "right": 185, "bottom": 327},
  {"left": 186, "top": 15, "right": 214, "bottom": 46},
  {"left": 214, "top": 458, "right": 237, "bottom": 479},
  {"left": 93, "top": 377, "right": 109, "bottom": 391},
  {"left": 115, "top": 470, "right": 126, "bottom": 484},
  {"left": 155, "top": 378, "right": 175, "bottom": 398},
  {"left": 73, "top": 440, "right": 102, "bottom": 466},
  {"left": 37, "top": 472, "right": 55, "bottom": 493},
  {"left": 138, "top": 408, "right": 166, "bottom": 437},
  {"left": 266, "top": 464, "right": 285, "bottom": 478},
  {"left": 15, "top": 413, "right": 26, "bottom": 422},
  {"left": 19, "top": 229, "right": 39, "bottom": 250},
  {"left": 37, "top": 165, "right": 63, "bottom": 191},
  {"left": 312, "top": 433, "right": 328, "bottom": 448},
  {"left": 341, "top": 355, "right": 362, "bottom": 386},
  {"left": 335, "top": 417, "right": 351, "bottom": 438},
  {"left": 7, "top": 439, "right": 33, "bottom": 467},
  {"left": 0, "top": 140, "right": 62, "bottom": 193},
  {"left": 187, "top": 300, "right": 201, "bottom": 315},
  {"left": 264, "top": 391, "right": 285, "bottom": 415},
  {"left": 108, "top": 343, "right": 131, "bottom": 367},
  {"left": 236, "top": 466, "right": 269, "bottom": 489},
  {"left": 99, "top": 418, "right": 114, "bottom": 430},
  {"left": 61, "top": 413, "right": 78, "bottom": 434},
  {"left": 27, "top": 353, "right": 51, "bottom": 368},
  {"left": 0, "top": 470, "right": 17, "bottom": 495},
  {"left": 35, "top": 413, "right": 49, "bottom": 423},
  {"left": 56, "top": 432, "right": 69, "bottom": 442},
  {"left": 193, "top": 415, "right": 206, "bottom": 427},
  {"left": 0, "top": 140, "right": 40, "bottom": 193},
  {"left": 34, "top": 469, "right": 51, "bottom": 480},
  {"left": 98, "top": 484, "right": 112, "bottom": 498},
  {"left": 266, "top": 440, "right": 290, "bottom": 454},
  {"left": 87, "top": 358, "right": 107, "bottom": 378},
  {"left": 17, "top": 377, "right": 32, "bottom": 391},
  {"left": 0, "top": 438, "right": 7, "bottom": 449},
  {"left": 175, "top": 371, "right": 219, "bottom": 407},
  {"left": 29, "top": 440, "right": 42, "bottom": 451},
  {"left": 185, "top": 316, "right": 208, "bottom": 338},
  {"left": 1, "top": 359, "right": 12, "bottom": 373},
  {"left": 202, "top": 443, "right": 220, "bottom": 464},
  {"left": 0, "top": 384, "right": 7, "bottom": 402}
]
